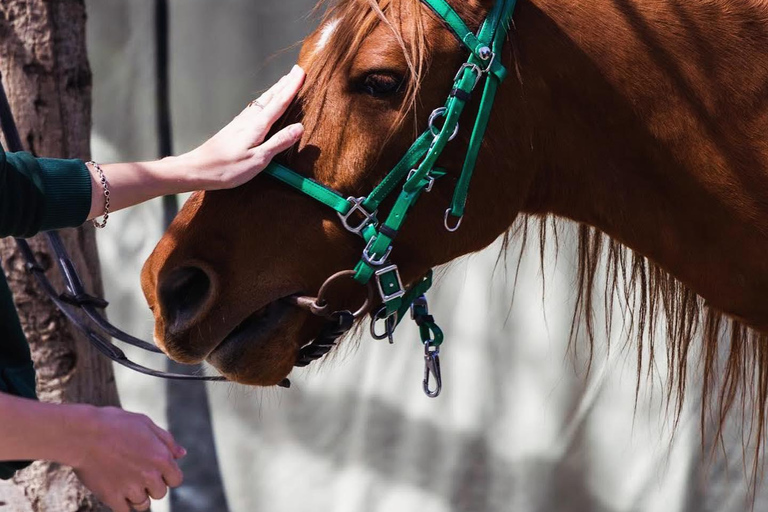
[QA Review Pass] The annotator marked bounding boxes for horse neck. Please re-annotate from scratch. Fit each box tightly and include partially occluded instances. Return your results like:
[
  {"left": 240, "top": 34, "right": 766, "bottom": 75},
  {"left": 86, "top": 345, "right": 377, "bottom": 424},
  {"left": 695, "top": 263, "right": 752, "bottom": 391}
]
[{"left": 484, "top": 0, "right": 768, "bottom": 328}]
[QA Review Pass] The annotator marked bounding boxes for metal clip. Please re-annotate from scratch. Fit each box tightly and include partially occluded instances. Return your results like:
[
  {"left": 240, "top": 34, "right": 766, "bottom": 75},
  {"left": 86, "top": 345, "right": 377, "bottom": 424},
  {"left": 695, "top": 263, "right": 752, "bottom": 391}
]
[
  {"left": 407, "top": 169, "right": 435, "bottom": 193},
  {"left": 423, "top": 343, "right": 442, "bottom": 398},
  {"left": 337, "top": 197, "right": 377, "bottom": 235},
  {"left": 370, "top": 306, "right": 397, "bottom": 344}
]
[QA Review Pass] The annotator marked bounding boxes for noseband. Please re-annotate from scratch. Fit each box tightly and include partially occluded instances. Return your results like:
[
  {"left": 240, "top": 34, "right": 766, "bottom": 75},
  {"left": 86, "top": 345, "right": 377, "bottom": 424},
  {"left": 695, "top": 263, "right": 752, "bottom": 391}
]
[{"left": 265, "top": 0, "right": 518, "bottom": 397}]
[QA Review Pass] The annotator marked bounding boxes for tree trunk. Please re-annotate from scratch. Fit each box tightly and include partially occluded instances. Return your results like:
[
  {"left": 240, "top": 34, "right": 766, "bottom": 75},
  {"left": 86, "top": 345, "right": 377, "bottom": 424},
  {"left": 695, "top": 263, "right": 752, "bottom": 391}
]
[{"left": 0, "top": 1, "right": 119, "bottom": 510}]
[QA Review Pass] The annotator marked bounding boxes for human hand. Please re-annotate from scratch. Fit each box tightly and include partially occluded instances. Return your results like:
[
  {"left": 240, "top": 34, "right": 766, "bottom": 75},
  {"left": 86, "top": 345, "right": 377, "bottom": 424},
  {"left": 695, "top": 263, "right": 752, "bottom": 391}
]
[
  {"left": 64, "top": 405, "right": 185, "bottom": 512},
  {"left": 183, "top": 64, "right": 306, "bottom": 190}
]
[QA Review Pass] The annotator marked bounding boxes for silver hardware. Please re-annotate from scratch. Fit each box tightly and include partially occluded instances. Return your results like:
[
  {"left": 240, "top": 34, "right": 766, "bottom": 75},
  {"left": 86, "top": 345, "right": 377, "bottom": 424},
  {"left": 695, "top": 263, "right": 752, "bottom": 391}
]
[
  {"left": 478, "top": 50, "right": 497, "bottom": 73},
  {"left": 362, "top": 237, "right": 393, "bottom": 267},
  {"left": 453, "top": 63, "right": 483, "bottom": 90},
  {"left": 374, "top": 264, "right": 405, "bottom": 303},
  {"left": 337, "top": 197, "right": 377, "bottom": 235},
  {"left": 423, "top": 343, "right": 442, "bottom": 398},
  {"left": 478, "top": 46, "right": 493, "bottom": 61},
  {"left": 443, "top": 208, "right": 463, "bottom": 232},
  {"left": 428, "top": 107, "right": 459, "bottom": 141},
  {"left": 407, "top": 169, "right": 435, "bottom": 192},
  {"left": 370, "top": 306, "right": 397, "bottom": 344}
]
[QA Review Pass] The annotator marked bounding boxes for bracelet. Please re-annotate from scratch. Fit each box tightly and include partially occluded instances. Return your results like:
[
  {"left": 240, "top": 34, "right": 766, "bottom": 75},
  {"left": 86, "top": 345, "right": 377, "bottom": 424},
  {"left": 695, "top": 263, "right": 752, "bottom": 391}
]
[{"left": 88, "top": 161, "right": 110, "bottom": 228}]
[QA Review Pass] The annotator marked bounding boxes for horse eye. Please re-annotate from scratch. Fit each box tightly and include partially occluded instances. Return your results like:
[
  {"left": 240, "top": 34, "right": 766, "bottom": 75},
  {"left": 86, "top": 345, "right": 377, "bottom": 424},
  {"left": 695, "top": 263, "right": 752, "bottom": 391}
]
[{"left": 359, "top": 73, "right": 403, "bottom": 96}]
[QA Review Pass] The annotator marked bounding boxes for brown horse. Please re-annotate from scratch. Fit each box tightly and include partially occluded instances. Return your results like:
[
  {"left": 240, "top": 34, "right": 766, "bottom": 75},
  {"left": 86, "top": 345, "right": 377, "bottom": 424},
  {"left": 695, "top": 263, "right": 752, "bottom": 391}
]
[{"left": 141, "top": 0, "right": 768, "bottom": 459}]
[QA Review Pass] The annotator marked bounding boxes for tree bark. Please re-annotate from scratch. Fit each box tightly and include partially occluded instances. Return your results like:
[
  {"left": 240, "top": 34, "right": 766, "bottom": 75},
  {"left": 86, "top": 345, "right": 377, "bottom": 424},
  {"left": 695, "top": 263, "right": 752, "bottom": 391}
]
[{"left": 0, "top": 1, "right": 119, "bottom": 510}]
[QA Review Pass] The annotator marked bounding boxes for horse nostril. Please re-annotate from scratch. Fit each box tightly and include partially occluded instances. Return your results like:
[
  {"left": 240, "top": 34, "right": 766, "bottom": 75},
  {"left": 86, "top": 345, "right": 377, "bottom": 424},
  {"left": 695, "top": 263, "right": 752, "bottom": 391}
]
[{"left": 158, "top": 266, "right": 214, "bottom": 330}]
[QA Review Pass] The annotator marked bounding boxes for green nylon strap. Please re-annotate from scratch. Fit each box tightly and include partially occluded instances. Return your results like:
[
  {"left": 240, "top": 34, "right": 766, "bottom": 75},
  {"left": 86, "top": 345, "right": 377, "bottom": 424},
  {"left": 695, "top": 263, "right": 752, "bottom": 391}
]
[
  {"left": 448, "top": 0, "right": 518, "bottom": 219},
  {"left": 362, "top": 130, "right": 433, "bottom": 212},
  {"left": 395, "top": 271, "right": 433, "bottom": 326},
  {"left": 264, "top": 163, "right": 351, "bottom": 215},
  {"left": 449, "top": 73, "right": 501, "bottom": 218}
]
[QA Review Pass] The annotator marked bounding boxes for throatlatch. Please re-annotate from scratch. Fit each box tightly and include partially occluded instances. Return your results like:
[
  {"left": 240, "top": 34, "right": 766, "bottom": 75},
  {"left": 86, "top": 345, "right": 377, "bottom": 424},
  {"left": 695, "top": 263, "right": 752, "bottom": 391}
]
[{"left": 265, "top": 0, "right": 518, "bottom": 397}]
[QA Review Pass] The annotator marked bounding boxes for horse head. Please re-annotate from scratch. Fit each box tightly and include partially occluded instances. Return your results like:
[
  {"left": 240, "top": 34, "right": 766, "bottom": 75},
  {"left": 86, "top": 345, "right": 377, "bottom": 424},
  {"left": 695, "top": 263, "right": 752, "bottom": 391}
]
[{"left": 141, "top": 0, "right": 524, "bottom": 386}]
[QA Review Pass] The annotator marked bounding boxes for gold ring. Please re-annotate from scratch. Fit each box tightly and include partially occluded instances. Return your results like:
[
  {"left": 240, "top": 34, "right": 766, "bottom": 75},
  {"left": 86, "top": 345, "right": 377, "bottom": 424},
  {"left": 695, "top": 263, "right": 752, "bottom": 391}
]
[{"left": 128, "top": 496, "right": 151, "bottom": 510}]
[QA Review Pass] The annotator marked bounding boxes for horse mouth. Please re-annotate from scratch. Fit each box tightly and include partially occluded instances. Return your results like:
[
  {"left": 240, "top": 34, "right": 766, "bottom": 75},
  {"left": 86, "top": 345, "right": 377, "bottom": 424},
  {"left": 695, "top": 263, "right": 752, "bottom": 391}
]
[{"left": 207, "top": 296, "right": 298, "bottom": 368}]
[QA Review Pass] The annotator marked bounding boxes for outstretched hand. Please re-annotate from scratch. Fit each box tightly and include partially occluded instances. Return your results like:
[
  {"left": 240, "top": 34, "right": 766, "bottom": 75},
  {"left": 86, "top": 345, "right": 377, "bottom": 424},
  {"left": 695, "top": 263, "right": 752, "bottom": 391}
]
[{"left": 185, "top": 65, "right": 306, "bottom": 190}]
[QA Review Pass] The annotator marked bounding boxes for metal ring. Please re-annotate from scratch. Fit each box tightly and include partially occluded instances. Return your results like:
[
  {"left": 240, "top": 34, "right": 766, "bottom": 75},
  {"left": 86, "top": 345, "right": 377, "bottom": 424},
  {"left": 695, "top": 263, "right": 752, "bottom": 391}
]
[
  {"left": 248, "top": 99, "right": 265, "bottom": 109},
  {"left": 428, "top": 107, "right": 459, "bottom": 141},
  {"left": 314, "top": 270, "right": 374, "bottom": 319},
  {"left": 443, "top": 208, "right": 463, "bottom": 232},
  {"left": 369, "top": 306, "right": 397, "bottom": 342}
]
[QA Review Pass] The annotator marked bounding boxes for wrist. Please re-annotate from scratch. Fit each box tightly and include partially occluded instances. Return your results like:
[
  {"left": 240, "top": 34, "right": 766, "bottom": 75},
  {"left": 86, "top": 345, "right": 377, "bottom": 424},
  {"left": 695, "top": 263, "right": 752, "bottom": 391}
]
[{"left": 54, "top": 403, "right": 99, "bottom": 468}]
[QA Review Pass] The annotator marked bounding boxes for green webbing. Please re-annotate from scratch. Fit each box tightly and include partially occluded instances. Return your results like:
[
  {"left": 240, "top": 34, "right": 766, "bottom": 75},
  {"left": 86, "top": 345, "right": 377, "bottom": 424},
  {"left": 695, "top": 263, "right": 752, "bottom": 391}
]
[
  {"left": 264, "top": 163, "right": 352, "bottom": 215},
  {"left": 449, "top": 73, "right": 501, "bottom": 218},
  {"left": 447, "top": 0, "right": 518, "bottom": 220},
  {"left": 362, "top": 130, "right": 433, "bottom": 212}
]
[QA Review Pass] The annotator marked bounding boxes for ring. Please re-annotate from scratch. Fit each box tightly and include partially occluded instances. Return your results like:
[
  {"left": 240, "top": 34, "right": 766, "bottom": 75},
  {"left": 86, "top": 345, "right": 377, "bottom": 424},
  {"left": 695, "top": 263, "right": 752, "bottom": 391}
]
[
  {"left": 128, "top": 496, "right": 151, "bottom": 510},
  {"left": 248, "top": 99, "right": 265, "bottom": 109}
]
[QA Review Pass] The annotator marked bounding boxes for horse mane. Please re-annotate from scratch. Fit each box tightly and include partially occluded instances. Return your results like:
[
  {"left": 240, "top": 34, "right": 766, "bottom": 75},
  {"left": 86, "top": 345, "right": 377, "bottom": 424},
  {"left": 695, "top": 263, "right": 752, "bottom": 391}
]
[{"left": 307, "top": 0, "right": 768, "bottom": 487}]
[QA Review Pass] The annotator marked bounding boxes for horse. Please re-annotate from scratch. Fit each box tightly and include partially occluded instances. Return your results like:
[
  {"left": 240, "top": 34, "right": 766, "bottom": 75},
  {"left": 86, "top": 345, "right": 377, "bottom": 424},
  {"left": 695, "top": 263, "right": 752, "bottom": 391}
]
[{"left": 140, "top": 0, "right": 768, "bottom": 469}]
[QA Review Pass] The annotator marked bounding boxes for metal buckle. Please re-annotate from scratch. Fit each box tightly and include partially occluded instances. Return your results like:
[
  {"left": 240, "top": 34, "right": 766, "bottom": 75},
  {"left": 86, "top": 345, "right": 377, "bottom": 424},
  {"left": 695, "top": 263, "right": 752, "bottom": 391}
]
[
  {"left": 337, "top": 197, "right": 377, "bottom": 235},
  {"left": 453, "top": 63, "right": 483, "bottom": 90},
  {"left": 362, "top": 236, "right": 392, "bottom": 267},
  {"left": 407, "top": 169, "right": 435, "bottom": 192},
  {"left": 428, "top": 107, "right": 460, "bottom": 141},
  {"left": 374, "top": 264, "right": 405, "bottom": 303}
]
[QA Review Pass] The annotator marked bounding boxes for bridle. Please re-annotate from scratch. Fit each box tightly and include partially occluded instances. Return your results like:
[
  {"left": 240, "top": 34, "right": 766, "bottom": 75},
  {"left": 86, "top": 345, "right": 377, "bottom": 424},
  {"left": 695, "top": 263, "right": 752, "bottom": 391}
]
[
  {"left": 267, "top": 0, "right": 518, "bottom": 397},
  {"left": 0, "top": 0, "right": 516, "bottom": 396}
]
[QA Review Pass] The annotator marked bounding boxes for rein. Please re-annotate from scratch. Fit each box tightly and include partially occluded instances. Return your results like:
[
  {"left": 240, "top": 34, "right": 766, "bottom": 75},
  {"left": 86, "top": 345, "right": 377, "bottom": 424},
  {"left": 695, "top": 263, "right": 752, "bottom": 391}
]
[{"left": 265, "top": 0, "right": 518, "bottom": 397}]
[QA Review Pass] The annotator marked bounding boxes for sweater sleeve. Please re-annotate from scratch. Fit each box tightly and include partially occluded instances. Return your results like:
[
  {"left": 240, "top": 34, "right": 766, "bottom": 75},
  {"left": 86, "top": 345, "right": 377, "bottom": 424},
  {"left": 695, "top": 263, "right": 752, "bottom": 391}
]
[{"left": 0, "top": 143, "right": 92, "bottom": 238}]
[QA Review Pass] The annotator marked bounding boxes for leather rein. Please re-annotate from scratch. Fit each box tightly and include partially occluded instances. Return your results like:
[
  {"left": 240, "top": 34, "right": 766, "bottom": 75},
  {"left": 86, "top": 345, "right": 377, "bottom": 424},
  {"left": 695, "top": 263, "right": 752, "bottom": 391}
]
[{"left": 0, "top": 0, "right": 517, "bottom": 397}]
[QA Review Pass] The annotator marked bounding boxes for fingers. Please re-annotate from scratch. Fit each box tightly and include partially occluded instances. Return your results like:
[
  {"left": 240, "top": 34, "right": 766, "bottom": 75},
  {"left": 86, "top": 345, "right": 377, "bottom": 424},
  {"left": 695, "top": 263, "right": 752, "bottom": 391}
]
[
  {"left": 148, "top": 421, "right": 186, "bottom": 459},
  {"left": 241, "top": 65, "right": 304, "bottom": 120},
  {"left": 256, "top": 65, "right": 305, "bottom": 131},
  {"left": 125, "top": 490, "right": 151, "bottom": 512},
  {"left": 144, "top": 471, "right": 169, "bottom": 500},
  {"left": 252, "top": 123, "right": 304, "bottom": 167}
]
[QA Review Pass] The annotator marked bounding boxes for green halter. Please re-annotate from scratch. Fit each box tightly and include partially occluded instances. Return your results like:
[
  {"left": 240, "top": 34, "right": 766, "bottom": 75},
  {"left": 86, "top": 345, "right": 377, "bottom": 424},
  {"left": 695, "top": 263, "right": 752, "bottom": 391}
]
[{"left": 264, "top": 0, "right": 517, "bottom": 397}]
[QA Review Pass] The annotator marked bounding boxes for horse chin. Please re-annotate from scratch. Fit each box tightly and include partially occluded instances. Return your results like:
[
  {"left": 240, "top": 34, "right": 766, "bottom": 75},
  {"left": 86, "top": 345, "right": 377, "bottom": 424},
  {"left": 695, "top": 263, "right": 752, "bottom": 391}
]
[{"left": 202, "top": 298, "right": 308, "bottom": 386}]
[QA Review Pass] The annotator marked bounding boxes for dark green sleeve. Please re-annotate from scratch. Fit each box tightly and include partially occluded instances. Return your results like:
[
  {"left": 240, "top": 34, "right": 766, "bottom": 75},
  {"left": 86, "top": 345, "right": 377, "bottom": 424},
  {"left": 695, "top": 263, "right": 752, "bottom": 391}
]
[
  {"left": 0, "top": 142, "right": 92, "bottom": 238},
  {"left": 0, "top": 143, "right": 91, "bottom": 478}
]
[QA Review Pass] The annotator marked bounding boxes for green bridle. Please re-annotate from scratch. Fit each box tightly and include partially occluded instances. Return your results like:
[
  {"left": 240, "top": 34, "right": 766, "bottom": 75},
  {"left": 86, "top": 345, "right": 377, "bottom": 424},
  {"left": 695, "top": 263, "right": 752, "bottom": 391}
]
[{"left": 265, "top": 0, "right": 517, "bottom": 397}]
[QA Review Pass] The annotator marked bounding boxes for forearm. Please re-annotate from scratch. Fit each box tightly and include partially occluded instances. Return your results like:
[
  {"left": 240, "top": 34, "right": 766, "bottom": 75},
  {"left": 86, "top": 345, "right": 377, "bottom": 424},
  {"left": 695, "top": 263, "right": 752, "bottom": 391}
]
[
  {"left": 0, "top": 392, "right": 88, "bottom": 466},
  {"left": 86, "top": 154, "right": 202, "bottom": 221}
]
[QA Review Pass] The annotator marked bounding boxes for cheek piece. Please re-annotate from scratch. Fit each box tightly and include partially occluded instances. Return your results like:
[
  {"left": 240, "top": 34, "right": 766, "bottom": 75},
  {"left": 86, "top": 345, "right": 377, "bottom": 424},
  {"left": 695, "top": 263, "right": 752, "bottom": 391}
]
[{"left": 269, "top": 0, "right": 518, "bottom": 397}]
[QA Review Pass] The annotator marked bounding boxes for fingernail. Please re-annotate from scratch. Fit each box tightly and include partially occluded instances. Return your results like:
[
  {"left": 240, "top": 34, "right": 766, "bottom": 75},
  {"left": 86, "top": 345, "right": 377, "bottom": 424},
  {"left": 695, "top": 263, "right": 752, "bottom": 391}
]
[
  {"left": 178, "top": 447, "right": 187, "bottom": 457},
  {"left": 290, "top": 124, "right": 304, "bottom": 138},
  {"left": 292, "top": 65, "right": 303, "bottom": 75}
]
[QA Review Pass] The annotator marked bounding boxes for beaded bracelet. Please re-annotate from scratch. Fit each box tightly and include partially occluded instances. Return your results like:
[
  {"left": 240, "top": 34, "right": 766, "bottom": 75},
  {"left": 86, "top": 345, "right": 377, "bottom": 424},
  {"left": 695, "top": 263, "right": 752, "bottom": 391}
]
[{"left": 88, "top": 161, "right": 110, "bottom": 229}]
